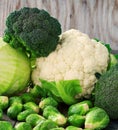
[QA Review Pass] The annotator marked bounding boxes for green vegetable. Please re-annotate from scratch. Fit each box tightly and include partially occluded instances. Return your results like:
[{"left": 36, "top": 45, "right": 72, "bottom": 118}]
[
  {"left": 30, "top": 85, "right": 47, "bottom": 98},
  {"left": 24, "top": 102, "right": 39, "bottom": 113},
  {"left": 33, "top": 119, "right": 58, "bottom": 130},
  {"left": 26, "top": 113, "right": 45, "bottom": 127},
  {"left": 0, "top": 109, "right": 3, "bottom": 119},
  {"left": 108, "top": 53, "right": 118, "bottom": 69},
  {"left": 39, "top": 97, "right": 58, "bottom": 110},
  {"left": 43, "top": 106, "right": 67, "bottom": 126},
  {"left": 40, "top": 79, "right": 82, "bottom": 105},
  {"left": 50, "top": 127, "right": 65, "bottom": 130},
  {"left": 7, "top": 103, "right": 23, "bottom": 119},
  {"left": 0, "top": 96, "right": 9, "bottom": 109},
  {"left": 85, "top": 107, "right": 110, "bottom": 129},
  {"left": 0, "top": 38, "right": 31, "bottom": 95},
  {"left": 66, "top": 126, "right": 82, "bottom": 130},
  {"left": 20, "top": 93, "right": 35, "bottom": 103},
  {"left": 14, "top": 122, "right": 32, "bottom": 130},
  {"left": 17, "top": 109, "right": 36, "bottom": 121},
  {"left": 0, "top": 121, "right": 13, "bottom": 130},
  {"left": 68, "top": 100, "right": 92, "bottom": 116},
  {"left": 94, "top": 63, "right": 118, "bottom": 119},
  {"left": 9, "top": 96, "right": 22, "bottom": 105},
  {"left": 4, "top": 7, "right": 61, "bottom": 58},
  {"left": 68, "top": 114, "right": 85, "bottom": 127}
]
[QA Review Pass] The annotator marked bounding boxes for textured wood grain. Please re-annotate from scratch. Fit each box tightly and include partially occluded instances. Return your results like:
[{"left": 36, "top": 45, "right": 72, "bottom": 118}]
[{"left": 0, "top": 0, "right": 118, "bottom": 50}]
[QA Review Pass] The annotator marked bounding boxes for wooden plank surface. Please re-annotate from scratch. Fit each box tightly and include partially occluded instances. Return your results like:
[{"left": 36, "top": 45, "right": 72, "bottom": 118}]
[{"left": 0, "top": 0, "right": 118, "bottom": 51}]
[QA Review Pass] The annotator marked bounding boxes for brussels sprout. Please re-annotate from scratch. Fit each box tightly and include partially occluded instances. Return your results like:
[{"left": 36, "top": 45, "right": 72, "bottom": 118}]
[
  {"left": 14, "top": 122, "right": 32, "bottom": 130},
  {"left": 68, "top": 100, "right": 92, "bottom": 116},
  {"left": 50, "top": 127, "right": 65, "bottom": 130},
  {"left": 33, "top": 119, "right": 58, "bottom": 130},
  {"left": 0, "top": 121, "right": 13, "bottom": 130},
  {"left": 7, "top": 103, "right": 23, "bottom": 119},
  {"left": 43, "top": 106, "right": 67, "bottom": 126},
  {"left": 85, "top": 107, "right": 110, "bottom": 129},
  {"left": 0, "top": 109, "right": 3, "bottom": 119},
  {"left": 66, "top": 126, "right": 82, "bottom": 130},
  {"left": 17, "top": 109, "right": 36, "bottom": 121},
  {"left": 20, "top": 93, "right": 35, "bottom": 103},
  {"left": 0, "top": 96, "right": 9, "bottom": 110},
  {"left": 30, "top": 85, "right": 46, "bottom": 98},
  {"left": 68, "top": 114, "right": 85, "bottom": 127},
  {"left": 9, "top": 96, "right": 22, "bottom": 105},
  {"left": 24, "top": 102, "right": 39, "bottom": 113},
  {"left": 39, "top": 97, "right": 58, "bottom": 110},
  {"left": 26, "top": 113, "right": 45, "bottom": 127}
]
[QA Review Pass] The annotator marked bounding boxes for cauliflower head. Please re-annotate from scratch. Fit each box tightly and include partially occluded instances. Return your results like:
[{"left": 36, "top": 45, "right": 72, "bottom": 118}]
[{"left": 32, "top": 29, "right": 109, "bottom": 98}]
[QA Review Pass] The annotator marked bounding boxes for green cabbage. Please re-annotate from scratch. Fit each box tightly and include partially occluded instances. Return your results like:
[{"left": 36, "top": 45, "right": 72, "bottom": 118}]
[
  {"left": 40, "top": 79, "right": 82, "bottom": 105},
  {"left": 0, "top": 37, "right": 31, "bottom": 95}
]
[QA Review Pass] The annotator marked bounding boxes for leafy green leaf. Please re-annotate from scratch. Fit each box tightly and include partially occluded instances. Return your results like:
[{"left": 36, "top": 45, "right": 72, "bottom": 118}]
[
  {"left": 40, "top": 79, "right": 82, "bottom": 105},
  {"left": 94, "top": 38, "right": 112, "bottom": 53}
]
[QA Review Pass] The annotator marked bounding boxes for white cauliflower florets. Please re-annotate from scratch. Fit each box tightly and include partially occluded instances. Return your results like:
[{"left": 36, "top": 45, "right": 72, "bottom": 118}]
[{"left": 32, "top": 29, "right": 109, "bottom": 98}]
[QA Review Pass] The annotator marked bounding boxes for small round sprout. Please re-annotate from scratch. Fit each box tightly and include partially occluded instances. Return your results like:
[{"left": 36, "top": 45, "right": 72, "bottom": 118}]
[
  {"left": 68, "top": 114, "right": 85, "bottom": 127},
  {"left": 0, "top": 121, "right": 13, "bottom": 130},
  {"left": 26, "top": 113, "right": 45, "bottom": 127},
  {"left": 39, "top": 97, "right": 58, "bottom": 110},
  {"left": 66, "top": 126, "right": 83, "bottom": 130},
  {"left": 23, "top": 102, "right": 39, "bottom": 113},
  {"left": 43, "top": 106, "right": 67, "bottom": 126},
  {"left": 0, "top": 96, "right": 9, "bottom": 110},
  {"left": 85, "top": 107, "right": 110, "bottom": 129},
  {"left": 15, "top": 122, "right": 32, "bottom": 130},
  {"left": 68, "top": 100, "right": 93, "bottom": 116}
]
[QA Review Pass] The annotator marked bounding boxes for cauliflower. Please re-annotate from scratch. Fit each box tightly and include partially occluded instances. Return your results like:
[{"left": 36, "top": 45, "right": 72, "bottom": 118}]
[{"left": 32, "top": 29, "right": 109, "bottom": 98}]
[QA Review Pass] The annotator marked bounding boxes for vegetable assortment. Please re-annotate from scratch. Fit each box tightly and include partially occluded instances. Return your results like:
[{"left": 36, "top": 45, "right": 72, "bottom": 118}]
[
  {"left": 0, "top": 6, "right": 118, "bottom": 130},
  {"left": 0, "top": 94, "right": 110, "bottom": 130}
]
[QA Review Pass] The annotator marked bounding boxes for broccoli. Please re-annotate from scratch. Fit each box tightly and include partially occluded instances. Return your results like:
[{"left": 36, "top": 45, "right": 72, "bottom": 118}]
[
  {"left": 94, "top": 63, "right": 118, "bottom": 119},
  {"left": 3, "top": 7, "right": 62, "bottom": 58}
]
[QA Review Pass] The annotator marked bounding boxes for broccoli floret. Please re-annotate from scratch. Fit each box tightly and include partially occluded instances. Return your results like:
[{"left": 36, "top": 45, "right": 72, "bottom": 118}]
[
  {"left": 3, "top": 7, "right": 62, "bottom": 58},
  {"left": 94, "top": 63, "right": 118, "bottom": 119}
]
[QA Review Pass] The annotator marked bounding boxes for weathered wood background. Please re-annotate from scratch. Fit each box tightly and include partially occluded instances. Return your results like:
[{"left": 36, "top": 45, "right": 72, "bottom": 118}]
[{"left": 0, "top": 0, "right": 118, "bottom": 51}]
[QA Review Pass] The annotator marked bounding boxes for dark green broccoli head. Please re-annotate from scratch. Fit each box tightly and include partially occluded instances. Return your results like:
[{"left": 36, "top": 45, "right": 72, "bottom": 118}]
[
  {"left": 94, "top": 63, "right": 118, "bottom": 119},
  {"left": 4, "top": 7, "right": 62, "bottom": 58}
]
